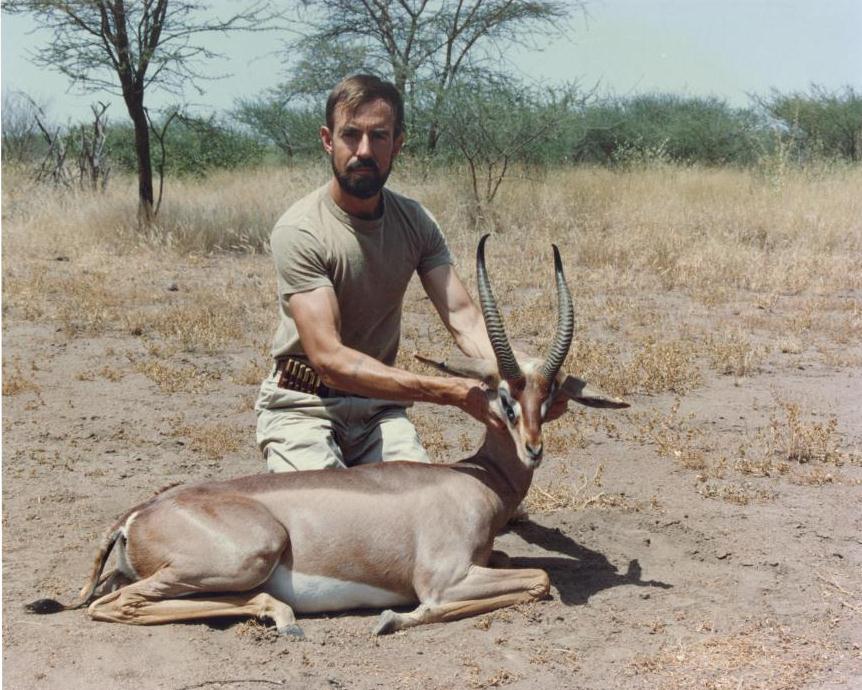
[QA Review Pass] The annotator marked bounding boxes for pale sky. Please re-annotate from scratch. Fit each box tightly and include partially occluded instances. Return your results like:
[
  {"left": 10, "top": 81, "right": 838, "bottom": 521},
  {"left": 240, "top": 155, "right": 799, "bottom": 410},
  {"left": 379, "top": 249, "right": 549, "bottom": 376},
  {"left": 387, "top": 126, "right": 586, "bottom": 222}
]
[{"left": 2, "top": 0, "right": 861, "bottom": 123}]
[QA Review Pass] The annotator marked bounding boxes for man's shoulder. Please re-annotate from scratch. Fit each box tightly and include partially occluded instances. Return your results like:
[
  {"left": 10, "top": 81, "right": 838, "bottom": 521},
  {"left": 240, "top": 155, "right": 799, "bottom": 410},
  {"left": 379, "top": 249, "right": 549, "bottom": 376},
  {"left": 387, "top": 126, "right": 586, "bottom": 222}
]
[
  {"left": 383, "top": 188, "right": 438, "bottom": 230},
  {"left": 384, "top": 187, "right": 425, "bottom": 215},
  {"left": 272, "top": 185, "right": 329, "bottom": 237}
]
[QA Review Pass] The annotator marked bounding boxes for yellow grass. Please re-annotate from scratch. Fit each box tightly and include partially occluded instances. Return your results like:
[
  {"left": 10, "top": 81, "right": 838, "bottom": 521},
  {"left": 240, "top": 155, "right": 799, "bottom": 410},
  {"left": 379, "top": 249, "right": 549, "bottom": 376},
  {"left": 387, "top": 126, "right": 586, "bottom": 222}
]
[
  {"left": 627, "top": 618, "right": 828, "bottom": 689},
  {"left": 5, "top": 164, "right": 861, "bottom": 292},
  {"left": 3, "top": 161, "right": 860, "bottom": 485}
]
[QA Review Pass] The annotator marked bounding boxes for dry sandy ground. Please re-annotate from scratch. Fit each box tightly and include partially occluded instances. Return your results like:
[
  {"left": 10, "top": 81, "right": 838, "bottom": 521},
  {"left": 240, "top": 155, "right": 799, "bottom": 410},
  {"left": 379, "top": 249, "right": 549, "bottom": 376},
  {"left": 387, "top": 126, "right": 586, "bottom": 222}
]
[{"left": 3, "top": 253, "right": 861, "bottom": 690}]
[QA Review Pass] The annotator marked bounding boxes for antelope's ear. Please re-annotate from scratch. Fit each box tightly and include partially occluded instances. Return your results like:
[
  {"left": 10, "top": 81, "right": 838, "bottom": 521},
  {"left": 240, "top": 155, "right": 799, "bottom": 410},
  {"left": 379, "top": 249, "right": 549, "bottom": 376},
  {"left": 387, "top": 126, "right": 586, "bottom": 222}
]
[
  {"left": 558, "top": 375, "right": 629, "bottom": 409},
  {"left": 415, "top": 353, "right": 500, "bottom": 385}
]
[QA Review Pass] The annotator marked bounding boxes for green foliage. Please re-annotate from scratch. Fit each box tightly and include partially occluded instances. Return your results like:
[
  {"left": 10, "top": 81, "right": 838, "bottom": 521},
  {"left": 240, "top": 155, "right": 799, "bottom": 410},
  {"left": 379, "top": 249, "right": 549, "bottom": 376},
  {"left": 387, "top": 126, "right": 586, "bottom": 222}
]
[
  {"left": 757, "top": 85, "right": 862, "bottom": 162},
  {"left": 287, "top": 40, "right": 377, "bottom": 102},
  {"left": 106, "top": 115, "right": 268, "bottom": 176},
  {"left": 435, "top": 76, "right": 575, "bottom": 213},
  {"left": 232, "top": 90, "right": 323, "bottom": 161},
  {"left": 229, "top": 76, "right": 858, "bottom": 176},
  {"left": 15, "top": 78, "right": 856, "bottom": 198},
  {"left": 568, "top": 94, "right": 765, "bottom": 166}
]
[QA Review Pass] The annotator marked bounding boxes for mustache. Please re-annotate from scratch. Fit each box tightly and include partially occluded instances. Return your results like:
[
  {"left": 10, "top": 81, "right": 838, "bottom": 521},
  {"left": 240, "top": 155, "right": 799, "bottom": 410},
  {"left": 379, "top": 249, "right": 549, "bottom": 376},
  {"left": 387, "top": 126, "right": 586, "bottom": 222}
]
[{"left": 346, "top": 159, "right": 379, "bottom": 173}]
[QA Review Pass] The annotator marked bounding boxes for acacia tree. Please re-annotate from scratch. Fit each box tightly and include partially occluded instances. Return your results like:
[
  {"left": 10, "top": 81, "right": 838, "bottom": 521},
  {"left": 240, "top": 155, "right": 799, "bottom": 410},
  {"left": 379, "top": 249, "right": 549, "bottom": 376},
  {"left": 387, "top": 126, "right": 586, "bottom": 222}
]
[
  {"left": 230, "top": 41, "right": 361, "bottom": 160},
  {"left": 4, "top": 0, "right": 283, "bottom": 223},
  {"left": 440, "top": 76, "right": 576, "bottom": 222},
  {"left": 757, "top": 85, "right": 862, "bottom": 162},
  {"left": 1, "top": 91, "right": 46, "bottom": 164},
  {"left": 233, "top": 92, "right": 322, "bottom": 161},
  {"left": 289, "top": 0, "right": 581, "bottom": 152}
]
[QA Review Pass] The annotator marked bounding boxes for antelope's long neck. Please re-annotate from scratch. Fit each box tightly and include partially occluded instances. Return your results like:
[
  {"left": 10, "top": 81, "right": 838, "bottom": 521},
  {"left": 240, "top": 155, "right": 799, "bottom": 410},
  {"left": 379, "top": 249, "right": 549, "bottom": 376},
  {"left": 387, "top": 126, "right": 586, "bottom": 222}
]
[{"left": 469, "top": 427, "right": 534, "bottom": 519}]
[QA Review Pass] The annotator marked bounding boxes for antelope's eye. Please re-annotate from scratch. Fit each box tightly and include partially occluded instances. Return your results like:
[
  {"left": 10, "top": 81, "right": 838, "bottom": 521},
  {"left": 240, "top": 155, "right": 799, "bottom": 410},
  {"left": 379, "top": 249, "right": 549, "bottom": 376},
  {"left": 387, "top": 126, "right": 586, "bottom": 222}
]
[{"left": 502, "top": 400, "right": 517, "bottom": 423}]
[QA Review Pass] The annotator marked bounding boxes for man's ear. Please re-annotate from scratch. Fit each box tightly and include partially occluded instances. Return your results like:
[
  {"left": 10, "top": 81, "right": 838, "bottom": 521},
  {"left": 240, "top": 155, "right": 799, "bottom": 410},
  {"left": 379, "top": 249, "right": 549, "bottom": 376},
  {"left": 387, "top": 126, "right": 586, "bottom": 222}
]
[
  {"left": 320, "top": 125, "right": 333, "bottom": 155},
  {"left": 415, "top": 353, "right": 499, "bottom": 386},
  {"left": 393, "top": 132, "right": 404, "bottom": 157},
  {"left": 558, "top": 375, "right": 629, "bottom": 409}
]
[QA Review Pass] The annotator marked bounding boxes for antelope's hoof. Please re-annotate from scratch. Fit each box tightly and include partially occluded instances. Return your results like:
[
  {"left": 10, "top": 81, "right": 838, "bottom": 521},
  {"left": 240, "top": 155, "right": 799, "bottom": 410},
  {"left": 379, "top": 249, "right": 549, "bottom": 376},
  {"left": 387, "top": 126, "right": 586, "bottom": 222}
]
[
  {"left": 373, "top": 609, "right": 399, "bottom": 636},
  {"left": 277, "top": 623, "right": 305, "bottom": 639}
]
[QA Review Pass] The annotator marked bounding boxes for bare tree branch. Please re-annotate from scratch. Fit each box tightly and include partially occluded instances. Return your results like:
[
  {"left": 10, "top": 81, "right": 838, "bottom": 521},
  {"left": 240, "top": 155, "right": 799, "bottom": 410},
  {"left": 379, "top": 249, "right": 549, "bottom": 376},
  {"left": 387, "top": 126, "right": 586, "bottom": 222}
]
[
  {"left": 284, "top": 1, "right": 580, "bottom": 152},
  {"left": 3, "top": 0, "right": 288, "bottom": 224}
]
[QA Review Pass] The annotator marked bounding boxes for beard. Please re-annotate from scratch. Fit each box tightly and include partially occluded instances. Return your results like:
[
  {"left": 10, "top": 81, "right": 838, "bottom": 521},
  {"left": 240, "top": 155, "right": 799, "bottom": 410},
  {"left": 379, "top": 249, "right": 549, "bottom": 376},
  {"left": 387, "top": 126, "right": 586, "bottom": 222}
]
[{"left": 331, "top": 157, "right": 391, "bottom": 199}]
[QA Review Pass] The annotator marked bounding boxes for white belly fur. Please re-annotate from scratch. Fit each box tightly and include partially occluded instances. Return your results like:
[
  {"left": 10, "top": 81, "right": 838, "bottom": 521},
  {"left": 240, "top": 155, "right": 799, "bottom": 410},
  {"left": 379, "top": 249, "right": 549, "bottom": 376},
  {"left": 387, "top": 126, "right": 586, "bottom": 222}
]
[{"left": 263, "top": 565, "right": 415, "bottom": 613}]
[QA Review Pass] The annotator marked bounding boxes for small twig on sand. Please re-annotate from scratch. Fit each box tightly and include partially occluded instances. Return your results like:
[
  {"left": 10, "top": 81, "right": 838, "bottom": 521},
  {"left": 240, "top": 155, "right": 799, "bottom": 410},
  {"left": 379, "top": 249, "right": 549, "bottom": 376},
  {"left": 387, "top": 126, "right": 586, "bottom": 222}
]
[
  {"left": 176, "top": 680, "right": 285, "bottom": 690},
  {"left": 816, "top": 572, "right": 856, "bottom": 598},
  {"left": 580, "top": 492, "right": 608, "bottom": 509}
]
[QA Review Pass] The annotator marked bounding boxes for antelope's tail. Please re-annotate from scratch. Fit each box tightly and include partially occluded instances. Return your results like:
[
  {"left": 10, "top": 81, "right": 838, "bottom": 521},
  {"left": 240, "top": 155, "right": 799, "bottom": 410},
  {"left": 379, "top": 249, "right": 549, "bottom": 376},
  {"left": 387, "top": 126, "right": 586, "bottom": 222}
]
[{"left": 25, "top": 522, "right": 125, "bottom": 614}]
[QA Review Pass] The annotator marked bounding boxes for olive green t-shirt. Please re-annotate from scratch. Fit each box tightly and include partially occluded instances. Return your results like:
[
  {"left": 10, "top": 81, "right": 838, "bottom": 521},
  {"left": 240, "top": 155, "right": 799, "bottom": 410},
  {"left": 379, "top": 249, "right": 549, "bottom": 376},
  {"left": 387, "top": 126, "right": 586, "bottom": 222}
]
[{"left": 268, "top": 185, "right": 453, "bottom": 365}]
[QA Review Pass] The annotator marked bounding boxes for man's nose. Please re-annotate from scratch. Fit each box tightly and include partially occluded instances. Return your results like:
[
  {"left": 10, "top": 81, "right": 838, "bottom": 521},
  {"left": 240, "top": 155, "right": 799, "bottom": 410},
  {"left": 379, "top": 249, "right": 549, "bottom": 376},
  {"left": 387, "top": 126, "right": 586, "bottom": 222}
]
[{"left": 356, "top": 133, "right": 373, "bottom": 158}]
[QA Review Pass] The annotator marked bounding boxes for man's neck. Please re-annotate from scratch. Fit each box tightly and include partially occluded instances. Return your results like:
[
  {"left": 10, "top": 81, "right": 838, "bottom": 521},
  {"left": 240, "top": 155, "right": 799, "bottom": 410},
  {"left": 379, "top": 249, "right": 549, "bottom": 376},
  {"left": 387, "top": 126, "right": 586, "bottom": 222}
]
[{"left": 328, "top": 180, "right": 384, "bottom": 220}]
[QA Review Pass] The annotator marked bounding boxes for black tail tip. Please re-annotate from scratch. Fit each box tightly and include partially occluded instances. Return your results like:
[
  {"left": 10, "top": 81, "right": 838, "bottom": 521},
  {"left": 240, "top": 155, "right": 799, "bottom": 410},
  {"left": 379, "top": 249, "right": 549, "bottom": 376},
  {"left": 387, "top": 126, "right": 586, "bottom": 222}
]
[{"left": 25, "top": 598, "right": 65, "bottom": 614}]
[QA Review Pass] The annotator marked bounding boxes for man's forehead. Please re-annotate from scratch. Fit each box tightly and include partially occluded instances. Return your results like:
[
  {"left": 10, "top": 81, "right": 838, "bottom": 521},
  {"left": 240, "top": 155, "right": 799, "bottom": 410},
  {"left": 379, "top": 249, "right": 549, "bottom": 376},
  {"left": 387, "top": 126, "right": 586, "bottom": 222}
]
[{"left": 335, "top": 99, "right": 396, "bottom": 129}]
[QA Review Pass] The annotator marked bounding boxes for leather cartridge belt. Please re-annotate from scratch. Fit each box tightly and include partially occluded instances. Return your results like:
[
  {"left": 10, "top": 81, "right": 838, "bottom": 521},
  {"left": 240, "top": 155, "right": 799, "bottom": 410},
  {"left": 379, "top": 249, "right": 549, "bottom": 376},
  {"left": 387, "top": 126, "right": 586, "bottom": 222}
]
[{"left": 274, "top": 356, "right": 364, "bottom": 398}]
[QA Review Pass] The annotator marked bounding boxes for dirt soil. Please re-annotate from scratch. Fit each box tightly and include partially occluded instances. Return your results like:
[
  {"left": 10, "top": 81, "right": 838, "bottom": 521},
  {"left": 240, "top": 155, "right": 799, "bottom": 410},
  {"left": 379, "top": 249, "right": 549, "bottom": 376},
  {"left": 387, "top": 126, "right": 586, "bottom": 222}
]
[{"left": 3, "top": 254, "right": 861, "bottom": 690}]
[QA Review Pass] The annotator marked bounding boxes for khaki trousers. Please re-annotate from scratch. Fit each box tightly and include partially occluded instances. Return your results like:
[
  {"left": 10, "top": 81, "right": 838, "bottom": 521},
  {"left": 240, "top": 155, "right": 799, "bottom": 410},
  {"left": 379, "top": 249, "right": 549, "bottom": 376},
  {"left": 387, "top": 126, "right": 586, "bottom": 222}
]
[{"left": 255, "top": 370, "right": 430, "bottom": 472}]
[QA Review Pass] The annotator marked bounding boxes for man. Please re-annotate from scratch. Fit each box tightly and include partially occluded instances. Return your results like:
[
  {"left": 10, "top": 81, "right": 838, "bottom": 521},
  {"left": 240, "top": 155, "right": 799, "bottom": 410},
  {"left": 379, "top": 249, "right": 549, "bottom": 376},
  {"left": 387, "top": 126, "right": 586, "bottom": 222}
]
[{"left": 255, "top": 74, "right": 503, "bottom": 472}]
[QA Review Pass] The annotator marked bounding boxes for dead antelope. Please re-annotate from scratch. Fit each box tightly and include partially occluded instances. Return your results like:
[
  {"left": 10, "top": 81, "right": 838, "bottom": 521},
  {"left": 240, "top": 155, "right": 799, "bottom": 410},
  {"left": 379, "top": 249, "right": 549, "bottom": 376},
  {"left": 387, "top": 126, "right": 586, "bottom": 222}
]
[{"left": 26, "top": 235, "right": 627, "bottom": 636}]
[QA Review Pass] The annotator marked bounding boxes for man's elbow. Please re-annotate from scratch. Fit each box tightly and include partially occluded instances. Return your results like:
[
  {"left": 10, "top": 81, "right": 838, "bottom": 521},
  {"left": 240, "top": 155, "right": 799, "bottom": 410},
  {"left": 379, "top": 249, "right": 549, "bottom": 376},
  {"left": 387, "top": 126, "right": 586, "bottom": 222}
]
[{"left": 307, "top": 350, "right": 342, "bottom": 386}]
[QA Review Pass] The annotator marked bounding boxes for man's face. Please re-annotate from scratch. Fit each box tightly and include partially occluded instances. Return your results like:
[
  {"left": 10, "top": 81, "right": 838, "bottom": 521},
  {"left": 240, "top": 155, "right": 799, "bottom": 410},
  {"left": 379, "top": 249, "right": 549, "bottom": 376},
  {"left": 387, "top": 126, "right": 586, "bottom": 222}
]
[{"left": 321, "top": 98, "right": 403, "bottom": 200}]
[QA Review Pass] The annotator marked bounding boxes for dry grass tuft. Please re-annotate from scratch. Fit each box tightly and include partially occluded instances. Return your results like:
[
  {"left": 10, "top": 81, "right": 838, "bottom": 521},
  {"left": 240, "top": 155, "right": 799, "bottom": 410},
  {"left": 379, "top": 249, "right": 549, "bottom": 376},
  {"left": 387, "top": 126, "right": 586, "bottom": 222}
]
[
  {"left": 696, "top": 481, "right": 776, "bottom": 505},
  {"left": 526, "top": 463, "right": 635, "bottom": 513},
  {"left": 543, "top": 422, "right": 588, "bottom": 455},
  {"left": 767, "top": 399, "right": 846, "bottom": 465},
  {"left": 728, "top": 397, "right": 858, "bottom": 487},
  {"left": 707, "top": 331, "right": 767, "bottom": 377},
  {"left": 3, "top": 266, "right": 126, "bottom": 335},
  {"left": 2, "top": 359, "right": 41, "bottom": 397},
  {"left": 566, "top": 338, "right": 626, "bottom": 396},
  {"left": 132, "top": 358, "right": 220, "bottom": 393},
  {"left": 231, "top": 357, "right": 272, "bottom": 386},
  {"left": 627, "top": 620, "right": 829, "bottom": 689},
  {"left": 631, "top": 400, "right": 708, "bottom": 471},
  {"left": 139, "top": 301, "right": 245, "bottom": 353},
  {"left": 170, "top": 419, "right": 248, "bottom": 460},
  {"left": 733, "top": 457, "right": 790, "bottom": 478},
  {"left": 628, "top": 337, "right": 702, "bottom": 394},
  {"left": 233, "top": 619, "right": 279, "bottom": 642},
  {"left": 75, "top": 365, "right": 125, "bottom": 383},
  {"left": 565, "top": 336, "right": 701, "bottom": 397}
]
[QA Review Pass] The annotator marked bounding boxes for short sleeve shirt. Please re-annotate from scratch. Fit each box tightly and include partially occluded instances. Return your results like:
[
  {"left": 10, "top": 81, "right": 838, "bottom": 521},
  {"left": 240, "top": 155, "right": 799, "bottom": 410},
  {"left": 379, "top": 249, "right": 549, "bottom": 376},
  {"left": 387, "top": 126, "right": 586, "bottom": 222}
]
[{"left": 268, "top": 185, "right": 453, "bottom": 365}]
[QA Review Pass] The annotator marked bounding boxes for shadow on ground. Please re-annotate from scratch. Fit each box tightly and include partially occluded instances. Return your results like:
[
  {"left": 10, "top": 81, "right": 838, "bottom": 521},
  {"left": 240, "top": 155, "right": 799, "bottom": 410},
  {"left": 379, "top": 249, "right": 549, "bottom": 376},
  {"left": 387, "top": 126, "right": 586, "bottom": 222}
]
[{"left": 511, "top": 520, "right": 672, "bottom": 605}]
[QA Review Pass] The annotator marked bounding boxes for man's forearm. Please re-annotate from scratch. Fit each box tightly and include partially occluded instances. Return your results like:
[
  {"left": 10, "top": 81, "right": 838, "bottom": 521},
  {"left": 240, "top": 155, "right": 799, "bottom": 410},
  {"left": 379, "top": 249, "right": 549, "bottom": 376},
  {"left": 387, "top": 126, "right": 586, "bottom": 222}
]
[
  {"left": 314, "top": 345, "right": 471, "bottom": 406},
  {"left": 420, "top": 265, "right": 496, "bottom": 363},
  {"left": 448, "top": 307, "right": 497, "bottom": 362}
]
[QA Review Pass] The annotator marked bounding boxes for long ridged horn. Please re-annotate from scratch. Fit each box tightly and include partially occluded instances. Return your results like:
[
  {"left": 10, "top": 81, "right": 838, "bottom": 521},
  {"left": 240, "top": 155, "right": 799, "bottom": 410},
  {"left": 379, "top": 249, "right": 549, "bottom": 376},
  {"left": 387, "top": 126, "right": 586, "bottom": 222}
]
[
  {"left": 539, "top": 244, "right": 574, "bottom": 383},
  {"left": 476, "top": 234, "right": 523, "bottom": 382}
]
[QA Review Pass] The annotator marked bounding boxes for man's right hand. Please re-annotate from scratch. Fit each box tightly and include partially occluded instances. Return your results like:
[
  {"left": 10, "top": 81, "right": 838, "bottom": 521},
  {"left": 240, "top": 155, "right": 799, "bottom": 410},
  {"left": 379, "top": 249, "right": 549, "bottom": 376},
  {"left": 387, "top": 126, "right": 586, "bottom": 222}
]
[{"left": 455, "top": 378, "right": 505, "bottom": 431}]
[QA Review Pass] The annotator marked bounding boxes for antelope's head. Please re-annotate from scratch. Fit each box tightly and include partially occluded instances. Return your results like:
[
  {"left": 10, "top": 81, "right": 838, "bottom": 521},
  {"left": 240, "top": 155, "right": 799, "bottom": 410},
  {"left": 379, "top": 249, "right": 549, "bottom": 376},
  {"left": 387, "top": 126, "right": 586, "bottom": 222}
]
[{"left": 419, "top": 234, "right": 628, "bottom": 470}]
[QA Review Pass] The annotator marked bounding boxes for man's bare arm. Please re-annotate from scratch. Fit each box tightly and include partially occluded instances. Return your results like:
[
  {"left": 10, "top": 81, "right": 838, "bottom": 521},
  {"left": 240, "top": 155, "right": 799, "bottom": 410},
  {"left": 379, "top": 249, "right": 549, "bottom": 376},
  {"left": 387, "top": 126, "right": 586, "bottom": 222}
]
[
  {"left": 419, "top": 264, "right": 496, "bottom": 361},
  {"left": 289, "top": 286, "right": 500, "bottom": 427}
]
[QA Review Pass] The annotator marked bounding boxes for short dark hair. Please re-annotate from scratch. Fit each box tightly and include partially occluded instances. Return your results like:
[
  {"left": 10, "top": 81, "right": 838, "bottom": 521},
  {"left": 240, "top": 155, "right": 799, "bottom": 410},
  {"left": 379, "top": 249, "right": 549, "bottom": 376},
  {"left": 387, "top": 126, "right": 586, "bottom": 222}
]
[{"left": 325, "top": 74, "right": 405, "bottom": 138}]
